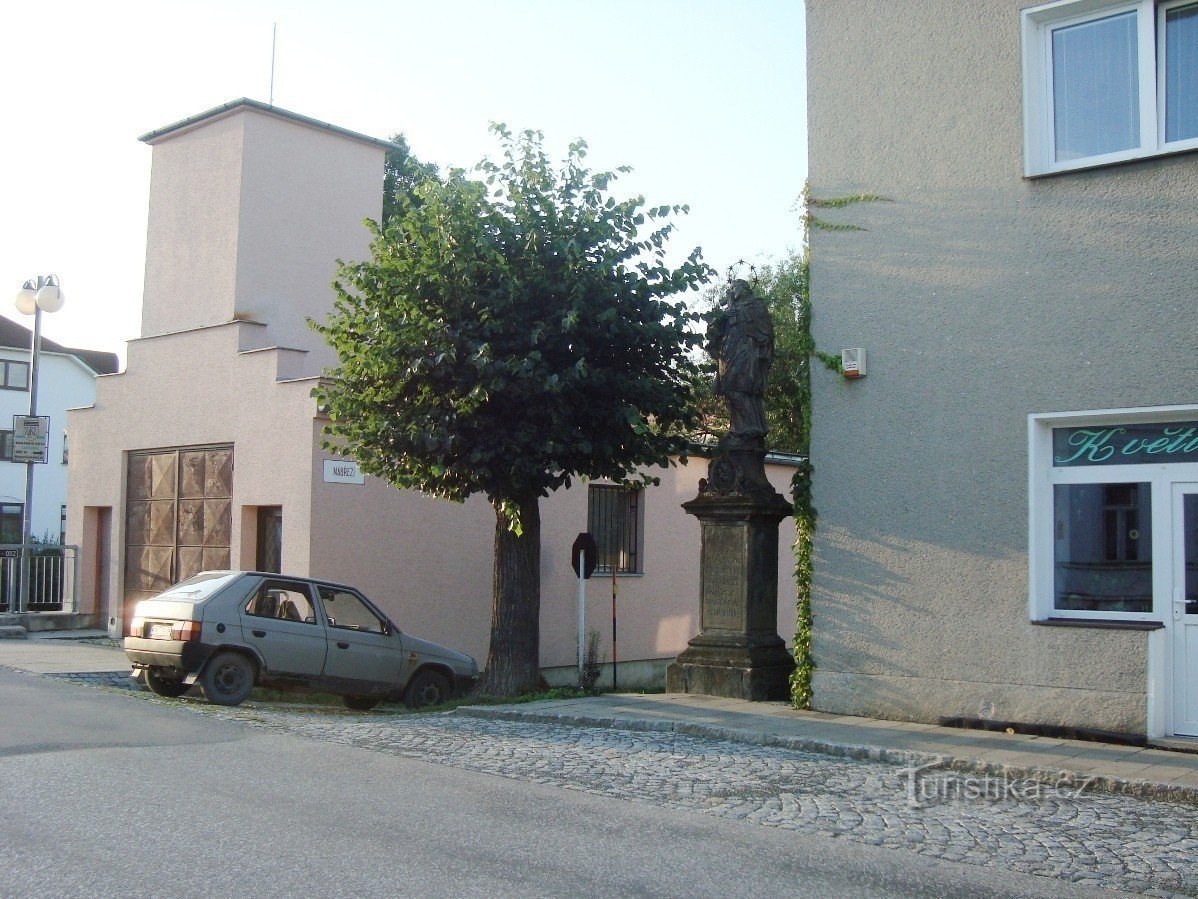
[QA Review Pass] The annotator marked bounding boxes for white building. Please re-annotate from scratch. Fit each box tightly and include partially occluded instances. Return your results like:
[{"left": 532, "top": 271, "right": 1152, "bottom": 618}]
[{"left": 0, "top": 315, "right": 117, "bottom": 547}]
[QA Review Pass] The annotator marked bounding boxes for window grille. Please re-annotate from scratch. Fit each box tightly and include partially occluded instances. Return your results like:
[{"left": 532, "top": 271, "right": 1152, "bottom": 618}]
[{"left": 587, "top": 485, "right": 641, "bottom": 574}]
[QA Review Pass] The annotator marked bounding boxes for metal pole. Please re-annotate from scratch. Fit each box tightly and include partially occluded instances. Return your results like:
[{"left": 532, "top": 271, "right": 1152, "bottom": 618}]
[
  {"left": 19, "top": 303, "right": 41, "bottom": 613},
  {"left": 611, "top": 563, "right": 617, "bottom": 692},
  {"left": 577, "top": 550, "right": 586, "bottom": 688}
]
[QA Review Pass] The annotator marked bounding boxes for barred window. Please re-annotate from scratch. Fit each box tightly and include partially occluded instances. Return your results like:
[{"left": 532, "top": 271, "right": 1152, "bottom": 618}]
[{"left": 587, "top": 485, "right": 643, "bottom": 574}]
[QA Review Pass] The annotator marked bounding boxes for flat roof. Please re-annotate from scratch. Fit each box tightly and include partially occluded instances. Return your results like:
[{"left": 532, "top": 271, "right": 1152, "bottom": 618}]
[{"left": 138, "top": 98, "right": 400, "bottom": 151}]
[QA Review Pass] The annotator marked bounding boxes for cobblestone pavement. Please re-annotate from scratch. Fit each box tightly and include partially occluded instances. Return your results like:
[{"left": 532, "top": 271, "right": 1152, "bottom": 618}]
[{"left": 45, "top": 675, "right": 1186, "bottom": 899}]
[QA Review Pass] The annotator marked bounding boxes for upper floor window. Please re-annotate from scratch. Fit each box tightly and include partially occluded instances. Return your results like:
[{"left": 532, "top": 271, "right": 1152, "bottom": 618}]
[
  {"left": 587, "top": 485, "right": 643, "bottom": 574},
  {"left": 0, "top": 361, "right": 29, "bottom": 391},
  {"left": 1022, "top": 0, "right": 1198, "bottom": 175}
]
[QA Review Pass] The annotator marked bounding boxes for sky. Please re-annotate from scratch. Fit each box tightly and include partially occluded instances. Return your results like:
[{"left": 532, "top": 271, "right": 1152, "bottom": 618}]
[{"left": 0, "top": 1, "right": 806, "bottom": 359}]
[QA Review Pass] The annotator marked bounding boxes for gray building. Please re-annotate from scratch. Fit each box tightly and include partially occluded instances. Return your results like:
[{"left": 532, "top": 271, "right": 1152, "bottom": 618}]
[{"left": 806, "top": 0, "right": 1198, "bottom": 740}]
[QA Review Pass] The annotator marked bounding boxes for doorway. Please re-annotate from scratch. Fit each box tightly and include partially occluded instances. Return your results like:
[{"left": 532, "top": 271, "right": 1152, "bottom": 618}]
[
  {"left": 256, "top": 506, "right": 283, "bottom": 573},
  {"left": 1172, "top": 484, "right": 1198, "bottom": 736}
]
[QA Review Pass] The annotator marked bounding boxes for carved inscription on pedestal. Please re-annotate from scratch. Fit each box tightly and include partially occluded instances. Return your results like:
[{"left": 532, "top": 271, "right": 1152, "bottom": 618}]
[{"left": 702, "top": 523, "right": 746, "bottom": 630}]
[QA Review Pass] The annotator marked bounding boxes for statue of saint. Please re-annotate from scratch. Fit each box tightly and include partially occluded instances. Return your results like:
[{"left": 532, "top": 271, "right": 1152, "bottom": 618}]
[{"left": 707, "top": 279, "right": 773, "bottom": 441}]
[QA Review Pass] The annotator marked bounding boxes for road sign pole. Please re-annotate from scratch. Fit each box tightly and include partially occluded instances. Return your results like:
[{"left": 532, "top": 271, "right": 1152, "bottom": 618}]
[
  {"left": 577, "top": 550, "right": 586, "bottom": 687},
  {"left": 18, "top": 307, "right": 41, "bottom": 614}
]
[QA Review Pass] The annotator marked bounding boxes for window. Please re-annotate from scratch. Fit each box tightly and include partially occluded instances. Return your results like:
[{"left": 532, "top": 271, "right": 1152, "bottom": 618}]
[
  {"left": 1054, "top": 482, "right": 1152, "bottom": 612},
  {"left": 1022, "top": 0, "right": 1198, "bottom": 174},
  {"left": 318, "top": 586, "right": 386, "bottom": 633},
  {"left": 0, "top": 361, "right": 29, "bottom": 391},
  {"left": 61, "top": 431, "right": 68, "bottom": 465},
  {"left": 0, "top": 431, "right": 12, "bottom": 463},
  {"left": 245, "top": 580, "right": 316, "bottom": 624},
  {"left": 59, "top": 504, "right": 66, "bottom": 546},
  {"left": 587, "top": 485, "right": 643, "bottom": 574},
  {"left": 0, "top": 504, "right": 22, "bottom": 544}
]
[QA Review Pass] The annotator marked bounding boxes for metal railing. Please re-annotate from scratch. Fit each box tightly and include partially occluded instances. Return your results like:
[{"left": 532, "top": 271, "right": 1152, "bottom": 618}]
[{"left": 0, "top": 544, "right": 78, "bottom": 613}]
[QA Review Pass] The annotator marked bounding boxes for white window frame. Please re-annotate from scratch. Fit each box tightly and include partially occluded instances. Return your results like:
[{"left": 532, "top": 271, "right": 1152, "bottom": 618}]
[
  {"left": 1029, "top": 403, "right": 1198, "bottom": 623},
  {"left": 1022, "top": 0, "right": 1198, "bottom": 175}
]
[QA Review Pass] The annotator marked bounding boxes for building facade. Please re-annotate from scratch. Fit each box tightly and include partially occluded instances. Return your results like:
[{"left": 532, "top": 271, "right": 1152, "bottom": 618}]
[
  {"left": 66, "top": 99, "right": 798, "bottom": 682},
  {"left": 806, "top": 0, "right": 1198, "bottom": 738}
]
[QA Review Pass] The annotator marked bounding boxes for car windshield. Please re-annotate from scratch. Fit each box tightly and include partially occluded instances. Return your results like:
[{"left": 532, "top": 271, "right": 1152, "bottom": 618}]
[{"left": 153, "top": 571, "right": 240, "bottom": 603}]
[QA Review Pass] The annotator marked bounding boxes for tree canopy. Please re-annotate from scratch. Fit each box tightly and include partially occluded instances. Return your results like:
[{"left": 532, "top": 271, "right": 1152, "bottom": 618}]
[{"left": 314, "top": 125, "right": 711, "bottom": 694}]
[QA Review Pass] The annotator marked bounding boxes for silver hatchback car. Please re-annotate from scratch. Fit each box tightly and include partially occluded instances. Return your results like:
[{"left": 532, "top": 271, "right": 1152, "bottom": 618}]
[{"left": 124, "top": 571, "right": 479, "bottom": 709}]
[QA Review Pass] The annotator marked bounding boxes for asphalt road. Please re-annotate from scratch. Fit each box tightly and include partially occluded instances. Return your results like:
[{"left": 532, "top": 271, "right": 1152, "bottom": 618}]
[{"left": 0, "top": 668, "right": 1113, "bottom": 898}]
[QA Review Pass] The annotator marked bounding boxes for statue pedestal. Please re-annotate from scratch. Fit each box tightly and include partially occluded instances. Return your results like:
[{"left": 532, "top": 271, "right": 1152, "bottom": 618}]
[{"left": 667, "top": 443, "right": 794, "bottom": 701}]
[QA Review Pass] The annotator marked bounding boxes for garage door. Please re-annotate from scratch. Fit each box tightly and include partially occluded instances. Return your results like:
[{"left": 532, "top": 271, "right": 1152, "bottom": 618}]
[{"left": 124, "top": 446, "right": 233, "bottom": 614}]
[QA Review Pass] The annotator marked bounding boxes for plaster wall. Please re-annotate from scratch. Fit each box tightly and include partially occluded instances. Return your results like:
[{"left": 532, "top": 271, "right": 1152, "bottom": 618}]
[
  {"left": 309, "top": 451, "right": 799, "bottom": 673},
  {"left": 140, "top": 107, "right": 385, "bottom": 375},
  {"left": 803, "top": 0, "right": 1198, "bottom": 732},
  {"left": 0, "top": 350, "right": 98, "bottom": 542},
  {"left": 66, "top": 323, "right": 319, "bottom": 625}
]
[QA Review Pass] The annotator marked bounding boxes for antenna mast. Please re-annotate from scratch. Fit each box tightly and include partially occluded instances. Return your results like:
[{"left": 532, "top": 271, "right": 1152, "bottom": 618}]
[{"left": 269, "top": 22, "right": 277, "bottom": 106}]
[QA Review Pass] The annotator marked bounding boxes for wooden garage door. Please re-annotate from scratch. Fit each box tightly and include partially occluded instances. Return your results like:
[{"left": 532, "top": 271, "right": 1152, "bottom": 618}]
[{"left": 124, "top": 446, "right": 232, "bottom": 610}]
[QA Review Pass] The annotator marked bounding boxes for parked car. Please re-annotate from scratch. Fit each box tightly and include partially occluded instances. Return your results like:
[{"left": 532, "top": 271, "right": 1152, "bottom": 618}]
[{"left": 124, "top": 571, "right": 479, "bottom": 710}]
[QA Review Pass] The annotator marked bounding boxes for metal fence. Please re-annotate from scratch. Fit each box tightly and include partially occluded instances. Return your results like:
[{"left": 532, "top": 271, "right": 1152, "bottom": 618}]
[{"left": 0, "top": 545, "right": 78, "bottom": 613}]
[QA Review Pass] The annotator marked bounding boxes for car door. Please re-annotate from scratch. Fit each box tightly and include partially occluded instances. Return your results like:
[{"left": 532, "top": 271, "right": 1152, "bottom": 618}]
[
  {"left": 316, "top": 584, "right": 403, "bottom": 689},
  {"left": 238, "top": 578, "right": 327, "bottom": 677}
]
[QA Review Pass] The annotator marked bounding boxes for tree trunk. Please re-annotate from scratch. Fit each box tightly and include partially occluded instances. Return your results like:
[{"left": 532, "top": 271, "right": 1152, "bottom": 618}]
[{"left": 476, "top": 497, "right": 542, "bottom": 696}]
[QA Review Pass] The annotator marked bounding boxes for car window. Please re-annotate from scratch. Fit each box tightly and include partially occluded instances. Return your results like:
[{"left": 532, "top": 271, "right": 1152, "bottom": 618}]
[
  {"left": 318, "top": 586, "right": 385, "bottom": 634},
  {"left": 245, "top": 580, "right": 317, "bottom": 624},
  {"left": 155, "top": 571, "right": 240, "bottom": 603}
]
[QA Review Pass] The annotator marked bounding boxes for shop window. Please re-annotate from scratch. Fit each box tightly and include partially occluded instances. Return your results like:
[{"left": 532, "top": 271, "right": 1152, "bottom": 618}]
[
  {"left": 587, "top": 485, "right": 643, "bottom": 574},
  {"left": 1022, "top": 0, "right": 1198, "bottom": 175},
  {"left": 1054, "top": 482, "right": 1152, "bottom": 613}
]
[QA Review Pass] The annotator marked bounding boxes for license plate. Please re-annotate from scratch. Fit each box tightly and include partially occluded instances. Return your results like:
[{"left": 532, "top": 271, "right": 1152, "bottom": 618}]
[{"left": 149, "top": 623, "right": 173, "bottom": 640}]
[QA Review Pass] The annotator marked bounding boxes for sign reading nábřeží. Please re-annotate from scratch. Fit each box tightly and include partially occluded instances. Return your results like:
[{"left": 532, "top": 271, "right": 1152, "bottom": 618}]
[{"left": 1054, "top": 423, "right": 1198, "bottom": 466}]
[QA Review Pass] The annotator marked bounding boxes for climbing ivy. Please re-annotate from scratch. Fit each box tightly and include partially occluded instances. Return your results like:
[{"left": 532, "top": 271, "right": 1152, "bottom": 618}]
[{"left": 789, "top": 187, "right": 884, "bottom": 709}]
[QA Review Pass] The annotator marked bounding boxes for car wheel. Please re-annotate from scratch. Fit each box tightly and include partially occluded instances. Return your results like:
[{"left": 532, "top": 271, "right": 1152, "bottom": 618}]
[
  {"left": 344, "top": 694, "right": 382, "bottom": 711},
  {"left": 201, "top": 652, "right": 255, "bottom": 707},
  {"left": 404, "top": 669, "right": 451, "bottom": 709},
  {"left": 144, "top": 668, "right": 190, "bottom": 698}
]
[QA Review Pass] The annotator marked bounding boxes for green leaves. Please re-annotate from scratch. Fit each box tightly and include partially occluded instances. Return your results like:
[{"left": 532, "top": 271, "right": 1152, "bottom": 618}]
[{"left": 313, "top": 126, "right": 713, "bottom": 520}]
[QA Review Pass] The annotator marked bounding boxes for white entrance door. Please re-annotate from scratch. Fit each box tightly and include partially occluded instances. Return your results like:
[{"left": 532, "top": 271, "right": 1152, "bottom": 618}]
[{"left": 1171, "top": 484, "right": 1198, "bottom": 736}]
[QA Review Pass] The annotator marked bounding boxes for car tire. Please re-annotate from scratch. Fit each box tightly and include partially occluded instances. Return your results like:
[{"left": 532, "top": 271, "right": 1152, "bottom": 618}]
[
  {"left": 404, "top": 669, "right": 451, "bottom": 709},
  {"left": 344, "top": 694, "right": 382, "bottom": 711},
  {"left": 201, "top": 652, "right": 255, "bottom": 707},
  {"left": 144, "top": 668, "right": 190, "bottom": 698}
]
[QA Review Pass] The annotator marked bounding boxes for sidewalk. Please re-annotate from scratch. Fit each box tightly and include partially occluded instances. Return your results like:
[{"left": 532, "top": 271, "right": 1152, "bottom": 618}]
[
  {"left": 456, "top": 692, "right": 1198, "bottom": 805},
  {"left": 7, "top": 634, "right": 1198, "bottom": 805}
]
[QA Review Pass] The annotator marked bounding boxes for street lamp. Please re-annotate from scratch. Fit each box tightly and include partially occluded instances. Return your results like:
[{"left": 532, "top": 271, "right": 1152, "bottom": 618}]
[{"left": 13, "top": 275, "right": 64, "bottom": 613}]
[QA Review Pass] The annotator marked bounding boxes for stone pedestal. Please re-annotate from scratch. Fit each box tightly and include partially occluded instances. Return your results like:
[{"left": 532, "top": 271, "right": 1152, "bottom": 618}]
[{"left": 667, "top": 440, "right": 794, "bottom": 701}]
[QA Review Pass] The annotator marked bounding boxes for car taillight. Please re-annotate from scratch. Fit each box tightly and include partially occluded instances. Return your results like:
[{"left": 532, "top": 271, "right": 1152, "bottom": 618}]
[
  {"left": 129, "top": 617, "right": 145, "bottom": 637},
  {"left": 170, "top": 621, "right": 202, "bottom": 642}
]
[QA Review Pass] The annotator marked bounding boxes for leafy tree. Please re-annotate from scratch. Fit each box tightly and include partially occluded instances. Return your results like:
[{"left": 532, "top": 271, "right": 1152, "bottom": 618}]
[
  {"left": 314, "top": 126, "right": 711, "bottom": 696},
  {"left": 692, "top": 252, "right": 810, "bottom": 454},
  {"left": 381, "top": 132, "right": 440, "bottom": 225}
]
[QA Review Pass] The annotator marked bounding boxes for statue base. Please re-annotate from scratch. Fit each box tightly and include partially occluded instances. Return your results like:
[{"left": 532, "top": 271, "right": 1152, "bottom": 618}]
[{"left": 668, "top": 441, "right": 794, "bottom": 702}]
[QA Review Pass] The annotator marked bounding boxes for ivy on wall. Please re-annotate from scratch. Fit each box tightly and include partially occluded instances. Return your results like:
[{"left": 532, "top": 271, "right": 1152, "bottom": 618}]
[{"left": 789, "top": 187, "right": 885, "bottom": 709}]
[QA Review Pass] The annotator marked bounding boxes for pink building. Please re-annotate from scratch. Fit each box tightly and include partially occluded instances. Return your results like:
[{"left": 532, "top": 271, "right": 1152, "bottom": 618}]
[{"left": 66, "top": 100, "right": 798, "bottom": 685}]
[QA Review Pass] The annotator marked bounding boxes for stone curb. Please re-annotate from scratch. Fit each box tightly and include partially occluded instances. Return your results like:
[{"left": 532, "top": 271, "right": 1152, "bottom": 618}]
[
  {"left": 0, "top": 626, "right": 27, "bottom": 639},
  {"left": 455, "top": 705, "right": 1198, "bottom": 807}
]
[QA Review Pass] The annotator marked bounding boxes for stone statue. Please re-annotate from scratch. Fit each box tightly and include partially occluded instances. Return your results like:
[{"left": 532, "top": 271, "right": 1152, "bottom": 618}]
[{"left": 708, "top": 279, "right": 774, "bottom": 441}]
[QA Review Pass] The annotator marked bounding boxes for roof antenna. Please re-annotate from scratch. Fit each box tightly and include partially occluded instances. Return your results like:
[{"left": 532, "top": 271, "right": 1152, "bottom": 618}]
[{"left": 269, "top": 22, "right": 278, "bottom": 106}]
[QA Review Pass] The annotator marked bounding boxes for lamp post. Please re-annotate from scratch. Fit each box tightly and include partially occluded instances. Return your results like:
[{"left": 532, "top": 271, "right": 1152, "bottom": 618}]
[{"left": 13, "top": 275, "right": 64, "bottom": 613}]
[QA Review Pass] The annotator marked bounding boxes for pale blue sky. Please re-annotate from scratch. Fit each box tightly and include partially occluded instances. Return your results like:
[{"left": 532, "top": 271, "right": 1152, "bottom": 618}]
[{"left": 0, "top": 1, "right": 806, "bottom": 356}]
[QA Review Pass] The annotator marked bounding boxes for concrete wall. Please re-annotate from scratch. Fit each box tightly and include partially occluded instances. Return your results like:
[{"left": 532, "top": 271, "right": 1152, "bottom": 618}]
[
  {"left": 140, "top": 106, "right": 385, "bottom": 374},
  {"left": 804, "top": 0, "right": 1198, "bottom": 731}
]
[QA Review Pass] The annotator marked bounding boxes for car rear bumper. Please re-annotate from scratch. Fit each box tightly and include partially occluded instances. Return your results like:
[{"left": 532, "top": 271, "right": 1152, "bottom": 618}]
[{"left": 125, "top": 638, "right": 212, "bottom": 673}]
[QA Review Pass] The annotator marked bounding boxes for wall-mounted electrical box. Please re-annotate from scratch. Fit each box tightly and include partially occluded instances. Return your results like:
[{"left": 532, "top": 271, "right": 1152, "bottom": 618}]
[{"left": 842, "top": 348, "right": 866, "bottom": 379}]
